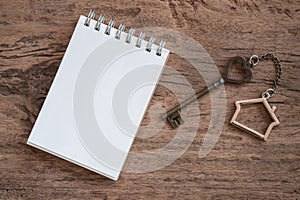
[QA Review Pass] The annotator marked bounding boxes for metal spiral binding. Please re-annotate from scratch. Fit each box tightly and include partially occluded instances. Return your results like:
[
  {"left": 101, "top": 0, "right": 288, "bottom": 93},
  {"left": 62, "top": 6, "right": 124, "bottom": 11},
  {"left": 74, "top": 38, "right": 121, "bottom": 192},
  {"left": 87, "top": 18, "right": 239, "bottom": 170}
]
[
  {"left": 84, "top": 10, "right": 95, "bottom": 27},
  {"left": 94, "top": 14, "right": 105, "bottom": 31},
  {"left": 84, "top": 9, "right": 165, "bottom": 56},
  {"left": 105, "top": 19, "right": 115, "bottom": 35},
  {"left": 146, "top": 36, "right": 156, "bottom": 52},
  {"left": 136, "top": 31, "right": 146, "bottom": 48},
  {"left": 125, "top": 27, "right": 135, "bottom": 44},
  {"left": 115, "top": 23, "right": 126, "bottom": 39},
  {"left": 156, "top": 40, "right": 166, "bottom": 56}
]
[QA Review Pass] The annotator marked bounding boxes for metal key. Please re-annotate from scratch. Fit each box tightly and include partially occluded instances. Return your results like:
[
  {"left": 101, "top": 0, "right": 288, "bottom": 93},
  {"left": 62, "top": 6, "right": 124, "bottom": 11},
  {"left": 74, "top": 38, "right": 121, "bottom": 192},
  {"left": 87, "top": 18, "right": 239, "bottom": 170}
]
[{"left": 163, "top": 56, "right": 254, "bottom": 128}]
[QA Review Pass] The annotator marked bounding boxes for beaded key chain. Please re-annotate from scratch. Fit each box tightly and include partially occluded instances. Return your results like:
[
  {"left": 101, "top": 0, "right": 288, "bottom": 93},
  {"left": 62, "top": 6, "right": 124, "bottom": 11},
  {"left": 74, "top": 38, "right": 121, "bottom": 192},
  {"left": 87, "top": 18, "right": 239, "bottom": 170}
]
[{"left": 230, "top": 53, "right": 282, "bottom": 140}]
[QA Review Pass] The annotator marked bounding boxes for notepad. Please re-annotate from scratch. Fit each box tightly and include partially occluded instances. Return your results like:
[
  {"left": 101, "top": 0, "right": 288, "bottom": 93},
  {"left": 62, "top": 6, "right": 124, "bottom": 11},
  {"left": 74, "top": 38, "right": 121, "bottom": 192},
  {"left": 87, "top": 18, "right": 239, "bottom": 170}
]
[{"left": 27, "top": 10, "right": 169, "bottom": 180}]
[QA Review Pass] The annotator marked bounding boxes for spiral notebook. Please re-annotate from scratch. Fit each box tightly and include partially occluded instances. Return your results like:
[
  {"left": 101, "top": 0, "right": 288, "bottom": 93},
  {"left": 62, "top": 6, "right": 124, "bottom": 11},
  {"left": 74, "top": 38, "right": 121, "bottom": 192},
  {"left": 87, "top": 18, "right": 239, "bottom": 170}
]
[{"left": 27, "top": 10, "right": 170, "bottom": 180}]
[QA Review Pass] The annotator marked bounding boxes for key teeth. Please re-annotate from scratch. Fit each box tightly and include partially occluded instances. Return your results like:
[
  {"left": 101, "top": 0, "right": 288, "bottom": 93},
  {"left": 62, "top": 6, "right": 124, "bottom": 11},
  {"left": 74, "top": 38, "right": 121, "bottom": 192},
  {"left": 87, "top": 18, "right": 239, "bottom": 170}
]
[{"left": 166, "top": 112, "right": 184, "bottom": 129}]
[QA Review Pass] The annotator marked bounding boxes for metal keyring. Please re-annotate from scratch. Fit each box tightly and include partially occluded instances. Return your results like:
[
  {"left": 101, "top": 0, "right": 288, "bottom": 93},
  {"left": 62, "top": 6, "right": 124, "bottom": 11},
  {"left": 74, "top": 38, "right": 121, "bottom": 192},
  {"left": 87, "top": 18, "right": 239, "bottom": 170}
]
[
  {"left": 262, "top": 88, "right": 276, "bottom": 99},
  {"left": 249, "top": 55, "right": 259, "bottom": 67}
]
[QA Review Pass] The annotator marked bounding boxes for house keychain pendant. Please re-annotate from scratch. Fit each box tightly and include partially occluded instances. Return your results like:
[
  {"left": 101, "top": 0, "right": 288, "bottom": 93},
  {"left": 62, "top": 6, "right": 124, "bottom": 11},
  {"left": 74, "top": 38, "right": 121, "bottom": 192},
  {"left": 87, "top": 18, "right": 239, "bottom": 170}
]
[
  {"left": 230, "top": 97, "right": 280, "bottom": 140},
  {"left": 230, "top": 53, "right": 282, "bottom": 140}
]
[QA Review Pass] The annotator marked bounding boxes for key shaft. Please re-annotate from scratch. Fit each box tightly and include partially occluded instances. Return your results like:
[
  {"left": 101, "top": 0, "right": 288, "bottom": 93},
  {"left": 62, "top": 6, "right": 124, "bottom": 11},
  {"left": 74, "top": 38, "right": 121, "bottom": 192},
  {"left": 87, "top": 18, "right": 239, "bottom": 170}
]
[{"left": 163, "top": 78, "right": 225, "bottom": 119}]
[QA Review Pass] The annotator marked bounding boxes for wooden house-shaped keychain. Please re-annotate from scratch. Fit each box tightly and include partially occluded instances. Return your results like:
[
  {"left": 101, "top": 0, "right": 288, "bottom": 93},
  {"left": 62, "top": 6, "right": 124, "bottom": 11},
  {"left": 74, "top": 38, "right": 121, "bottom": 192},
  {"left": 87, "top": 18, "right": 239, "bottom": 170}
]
[{"left": 230, "top": 97, "right": 280, "bottom": 140}]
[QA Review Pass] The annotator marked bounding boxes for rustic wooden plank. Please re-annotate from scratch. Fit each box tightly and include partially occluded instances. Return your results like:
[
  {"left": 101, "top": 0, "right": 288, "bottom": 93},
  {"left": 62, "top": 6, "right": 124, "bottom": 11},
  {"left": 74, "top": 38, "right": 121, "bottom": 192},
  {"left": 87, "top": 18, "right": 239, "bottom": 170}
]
[{"left": 0, "top": 0, "right": 299, "bottom": 199}]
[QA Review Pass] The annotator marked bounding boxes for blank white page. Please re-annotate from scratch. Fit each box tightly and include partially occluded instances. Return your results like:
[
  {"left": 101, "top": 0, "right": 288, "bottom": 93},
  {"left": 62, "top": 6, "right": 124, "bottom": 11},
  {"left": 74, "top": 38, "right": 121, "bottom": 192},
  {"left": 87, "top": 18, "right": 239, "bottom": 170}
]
[{"left": 27, "top": 15, "right": 169, "bottom": 180}]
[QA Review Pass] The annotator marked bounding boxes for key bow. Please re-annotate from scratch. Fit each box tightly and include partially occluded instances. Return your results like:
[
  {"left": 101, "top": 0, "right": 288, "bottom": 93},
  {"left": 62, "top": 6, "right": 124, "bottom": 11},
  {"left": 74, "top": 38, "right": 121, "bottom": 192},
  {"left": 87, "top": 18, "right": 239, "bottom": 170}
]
[{"left": 223, "top": 56, "right": 253, "bottom": 84}]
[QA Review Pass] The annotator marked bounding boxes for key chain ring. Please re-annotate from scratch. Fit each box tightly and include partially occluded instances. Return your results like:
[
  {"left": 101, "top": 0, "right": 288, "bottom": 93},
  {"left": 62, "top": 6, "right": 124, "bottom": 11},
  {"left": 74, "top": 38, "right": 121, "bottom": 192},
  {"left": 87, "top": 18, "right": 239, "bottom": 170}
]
[
  {"left": 262, "top": 88, "right": 276, "bottom": 99},
  {"left": 249, "top": 55, "right": 259, "bottom": 67}
]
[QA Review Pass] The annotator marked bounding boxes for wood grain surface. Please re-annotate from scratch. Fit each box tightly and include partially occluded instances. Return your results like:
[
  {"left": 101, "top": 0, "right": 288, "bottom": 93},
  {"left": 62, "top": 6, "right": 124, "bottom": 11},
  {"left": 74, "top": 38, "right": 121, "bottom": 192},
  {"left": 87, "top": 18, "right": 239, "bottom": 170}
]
[{"left": 1, "top": 0, "right": 299, "bottom": 199}]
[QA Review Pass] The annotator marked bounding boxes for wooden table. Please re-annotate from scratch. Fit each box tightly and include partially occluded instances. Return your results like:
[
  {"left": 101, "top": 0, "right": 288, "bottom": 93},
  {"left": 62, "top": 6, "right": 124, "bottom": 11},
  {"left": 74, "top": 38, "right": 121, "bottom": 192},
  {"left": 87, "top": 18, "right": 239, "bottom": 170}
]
[{"left": 1, "top": 0, "right": 299, "bottom": 199}]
